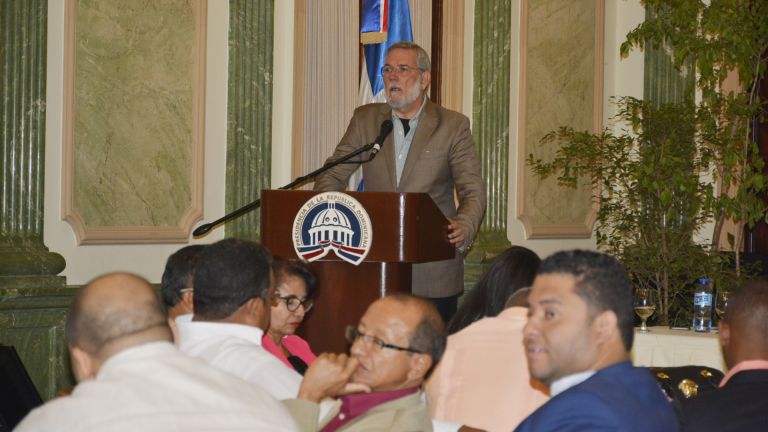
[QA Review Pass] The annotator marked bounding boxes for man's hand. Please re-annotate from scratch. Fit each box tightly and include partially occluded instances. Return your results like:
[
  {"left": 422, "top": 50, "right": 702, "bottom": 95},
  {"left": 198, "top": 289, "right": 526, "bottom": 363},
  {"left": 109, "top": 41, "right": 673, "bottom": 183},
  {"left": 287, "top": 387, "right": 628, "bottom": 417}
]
[
  {"left": 298, "top": 353, "right": 368, "bottom": 402},
  {"left": 448, "top": 219, "right": 467, "bottom": 249}
]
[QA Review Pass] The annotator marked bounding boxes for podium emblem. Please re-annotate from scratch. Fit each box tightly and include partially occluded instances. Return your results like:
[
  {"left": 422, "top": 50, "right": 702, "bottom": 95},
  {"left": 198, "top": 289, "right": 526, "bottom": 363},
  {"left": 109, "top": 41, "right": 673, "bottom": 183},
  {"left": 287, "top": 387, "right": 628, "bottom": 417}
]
[{"left": 292, "top": 192, "right": 372, "bottom": 265}]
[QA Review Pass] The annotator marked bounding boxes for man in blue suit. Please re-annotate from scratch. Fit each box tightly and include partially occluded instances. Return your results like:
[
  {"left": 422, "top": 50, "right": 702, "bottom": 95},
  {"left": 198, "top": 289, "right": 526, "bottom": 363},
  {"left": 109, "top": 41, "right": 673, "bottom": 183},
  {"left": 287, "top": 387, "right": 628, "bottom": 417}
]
[{"left": 515, "top": 250, "right": 678, "bottom": 432}]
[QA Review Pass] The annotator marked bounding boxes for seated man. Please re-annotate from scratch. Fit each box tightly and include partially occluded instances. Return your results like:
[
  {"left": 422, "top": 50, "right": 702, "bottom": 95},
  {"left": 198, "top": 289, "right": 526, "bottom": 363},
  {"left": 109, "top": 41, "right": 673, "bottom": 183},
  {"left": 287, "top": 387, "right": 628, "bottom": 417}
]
[
  {"left": 678, "top": 279, "right": 768, "bottom": 431},
  {"left": 15, "top": 273, "right": 297, "bottom": 431},
  {"left": 160, "top": 244, "right": 205, "bottom": 343},
  {"left": 426, "top": 288, "right": 549, "bottom": 431},
  {"left": 515, "top": 250, "right": 677, "bottom": 431},
  {"left": 286, "top": 293, "right": 445, "bottom": 431},
  {"left": 177, "top": 238, "right": 302, "bottom": 400}
]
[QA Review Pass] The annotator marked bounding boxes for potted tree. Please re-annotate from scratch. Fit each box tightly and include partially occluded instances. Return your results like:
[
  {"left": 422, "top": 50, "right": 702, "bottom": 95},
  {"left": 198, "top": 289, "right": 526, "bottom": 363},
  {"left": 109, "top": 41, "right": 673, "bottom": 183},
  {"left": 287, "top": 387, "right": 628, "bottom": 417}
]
[{"left": 529, "top": 0, "right": 768, "bottom": 325}]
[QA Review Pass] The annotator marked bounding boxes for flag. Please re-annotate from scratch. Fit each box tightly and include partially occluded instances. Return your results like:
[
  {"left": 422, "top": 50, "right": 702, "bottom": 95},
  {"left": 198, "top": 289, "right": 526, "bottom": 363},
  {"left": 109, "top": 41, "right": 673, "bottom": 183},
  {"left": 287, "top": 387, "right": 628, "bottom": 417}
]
[
  {"left": 353, "top": 0, "right": 414, "bottom": 190},
  {"left": 359, "top": 0, "right": 414, "bottom": 103}
]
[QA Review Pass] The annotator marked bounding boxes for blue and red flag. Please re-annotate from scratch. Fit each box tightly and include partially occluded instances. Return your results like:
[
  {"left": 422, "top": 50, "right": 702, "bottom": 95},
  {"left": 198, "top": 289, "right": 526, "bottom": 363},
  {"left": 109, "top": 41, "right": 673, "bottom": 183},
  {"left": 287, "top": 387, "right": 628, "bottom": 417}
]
[{"left": 358, "top": 0, "right": 414, "bottom": 103}]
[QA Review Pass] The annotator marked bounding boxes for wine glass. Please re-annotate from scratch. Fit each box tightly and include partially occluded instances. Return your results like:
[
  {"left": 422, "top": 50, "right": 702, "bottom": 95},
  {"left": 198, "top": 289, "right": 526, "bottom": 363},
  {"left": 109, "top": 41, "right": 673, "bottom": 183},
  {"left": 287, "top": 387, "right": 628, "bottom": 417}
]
[
  {"left": 715, "top": 290, "right": 730, "bottom": 320},
  {"left": 634, "top": 288, "right": 656, "bottom": 333}
]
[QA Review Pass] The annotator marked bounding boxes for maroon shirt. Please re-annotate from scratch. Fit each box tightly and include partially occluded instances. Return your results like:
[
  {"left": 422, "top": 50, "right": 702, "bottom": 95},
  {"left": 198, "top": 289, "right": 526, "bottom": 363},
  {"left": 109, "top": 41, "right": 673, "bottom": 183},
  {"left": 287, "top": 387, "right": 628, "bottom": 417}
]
[{"left": 321, "top": 387, "right": 420, "bottom": 431}]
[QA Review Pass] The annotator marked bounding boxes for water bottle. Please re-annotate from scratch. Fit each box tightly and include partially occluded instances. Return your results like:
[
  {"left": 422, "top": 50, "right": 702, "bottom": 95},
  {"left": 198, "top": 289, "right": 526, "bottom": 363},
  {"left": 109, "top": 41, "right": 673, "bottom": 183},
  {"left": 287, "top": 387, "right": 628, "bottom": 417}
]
[{"left": 692, "top": 277, "right": 713, "bottom": 332}]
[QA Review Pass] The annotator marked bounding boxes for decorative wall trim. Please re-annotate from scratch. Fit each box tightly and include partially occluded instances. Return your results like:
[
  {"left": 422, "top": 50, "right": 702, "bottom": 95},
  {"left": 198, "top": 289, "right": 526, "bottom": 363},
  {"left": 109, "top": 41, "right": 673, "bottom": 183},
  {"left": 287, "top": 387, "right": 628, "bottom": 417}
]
[
  {"left": 61, "top": 0, "right": 206, "bottom": 244},
  {"left": 440, "top": 0, "right": 464, "bottom": 113},
  {"left": 516, "top": 0, "right": 603, "bottom": 239}
]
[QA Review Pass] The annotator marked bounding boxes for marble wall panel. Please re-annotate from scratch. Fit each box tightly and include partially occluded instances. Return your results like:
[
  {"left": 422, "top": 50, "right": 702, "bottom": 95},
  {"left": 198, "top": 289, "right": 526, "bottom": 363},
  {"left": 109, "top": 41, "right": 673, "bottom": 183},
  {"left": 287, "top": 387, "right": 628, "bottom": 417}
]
[
  {"left": 62, "top": 0, "right": 205, "bottom": 243},
  {"left": 517, "top": 0, "right": 602, "bottom": 238}
]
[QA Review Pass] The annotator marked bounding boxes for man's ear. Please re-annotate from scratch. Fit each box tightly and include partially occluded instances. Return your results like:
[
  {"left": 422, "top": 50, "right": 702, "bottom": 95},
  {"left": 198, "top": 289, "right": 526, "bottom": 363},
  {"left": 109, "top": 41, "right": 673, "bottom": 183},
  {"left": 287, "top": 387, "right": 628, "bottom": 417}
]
[
  {"left": 70, "top": 346, "right": 97, "bottom": 383},
  {"left": 420, "top": 71, "right": 432, "bottom": 90},
  {"left": 719, "top": 320, "right": 730, "bottom": 348},
  {"left": 592, "top": 310, "right": 618, "bottom": 345},
  {"left": 407, "top": 353, "right": 432, "bottom": 381},
  {"left": 243, "top": 296, "right": 269, "bottom": 329},
  {"left": 180, "top": 291, "right": 194, "bottom": 314}
]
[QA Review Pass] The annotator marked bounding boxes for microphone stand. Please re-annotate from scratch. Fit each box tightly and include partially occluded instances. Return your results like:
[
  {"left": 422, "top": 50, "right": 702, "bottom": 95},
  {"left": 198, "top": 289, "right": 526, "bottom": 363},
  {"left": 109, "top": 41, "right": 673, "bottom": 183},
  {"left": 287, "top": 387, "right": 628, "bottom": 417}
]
[{"left": 192, "top": 141, "right": 381, "bottom": 237}]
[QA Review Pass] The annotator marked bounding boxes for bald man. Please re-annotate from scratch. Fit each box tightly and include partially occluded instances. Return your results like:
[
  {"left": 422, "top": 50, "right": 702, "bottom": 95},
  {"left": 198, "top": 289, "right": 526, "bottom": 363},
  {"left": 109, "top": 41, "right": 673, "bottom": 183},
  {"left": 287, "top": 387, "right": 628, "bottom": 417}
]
[
  {"left": 678, "top": 280, "right": 768, "bottom": 431},
  {"left": 286, "top": 293, "right": 445, "bottom": 431},
  {"left": 15, "top": 273, "right": 298, "bottom": 432}
]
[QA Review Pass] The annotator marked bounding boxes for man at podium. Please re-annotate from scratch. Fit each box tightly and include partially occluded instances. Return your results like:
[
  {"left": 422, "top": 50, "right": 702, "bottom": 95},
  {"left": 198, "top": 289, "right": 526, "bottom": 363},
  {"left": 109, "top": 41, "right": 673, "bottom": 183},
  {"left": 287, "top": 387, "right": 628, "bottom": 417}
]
[{"left": 314, "top": 42, "right": 486, "bottom": 322}]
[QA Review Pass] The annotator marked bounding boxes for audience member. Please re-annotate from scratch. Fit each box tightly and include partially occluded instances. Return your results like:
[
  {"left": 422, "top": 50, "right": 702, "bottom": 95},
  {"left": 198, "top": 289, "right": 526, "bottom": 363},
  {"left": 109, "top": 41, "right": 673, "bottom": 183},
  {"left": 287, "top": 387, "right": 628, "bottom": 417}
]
[
  {"left": 285, "top": 293, "right": 446, "bottom": 431},
  {"left": 677, "top": 279, "right": 768, "bottom": 431},
  {"left": 160, "top": 244, "right": 205, "bottom": 343},
  {"left": 177, "top": 238, "right": 302, "bottom": 400},
  {"left": 427, "top": 287, "right": 548, "bottom": 431},
  {"left": 447, "top": 246, "right": 540, "bottom": 334},
  {"left": 263, "top": 258, "right": 318, "bottom": 375},
  {"left": 515, "top": 250, "right": 678, "bottom": 431},
  {"left": 15, "top": 273, "right": 298, "bottom": 431}
]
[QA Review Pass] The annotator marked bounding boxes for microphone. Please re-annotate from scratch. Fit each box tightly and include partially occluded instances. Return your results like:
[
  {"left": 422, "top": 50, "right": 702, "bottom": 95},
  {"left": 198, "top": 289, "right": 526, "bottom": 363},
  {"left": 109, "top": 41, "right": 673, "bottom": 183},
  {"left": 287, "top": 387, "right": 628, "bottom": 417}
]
[{"left": 370, "top": 120, "right": 394, "bottom": 156}]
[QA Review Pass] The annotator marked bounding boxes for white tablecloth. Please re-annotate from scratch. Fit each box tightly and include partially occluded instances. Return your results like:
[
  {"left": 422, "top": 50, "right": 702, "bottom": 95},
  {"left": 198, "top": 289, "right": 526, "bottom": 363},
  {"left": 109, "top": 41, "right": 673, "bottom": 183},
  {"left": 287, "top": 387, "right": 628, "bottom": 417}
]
[{"left": 631, "top": 326, "right": 726, "bottom": 372}]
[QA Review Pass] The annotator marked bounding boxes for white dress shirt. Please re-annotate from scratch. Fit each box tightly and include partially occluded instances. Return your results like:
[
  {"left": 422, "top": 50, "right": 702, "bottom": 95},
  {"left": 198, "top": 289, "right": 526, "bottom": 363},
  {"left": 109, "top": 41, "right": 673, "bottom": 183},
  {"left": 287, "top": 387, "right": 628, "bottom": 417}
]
[
  {"left": 550, "top": 370, "right": 596, "bottom": 397},
  {"left": 15, "top": 342, "right": 298, "bottom": 432},
  {"left": 177, "top": 320, "right": 302, "bottom": 400}
]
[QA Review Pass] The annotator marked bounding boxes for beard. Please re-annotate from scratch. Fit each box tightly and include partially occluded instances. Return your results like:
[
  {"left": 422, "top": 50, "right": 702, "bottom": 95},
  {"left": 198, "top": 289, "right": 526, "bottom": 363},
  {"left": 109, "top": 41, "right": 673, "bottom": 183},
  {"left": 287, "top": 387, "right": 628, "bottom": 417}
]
[{"left": 385, "top": 75, "right": 423, "bottom": 110}]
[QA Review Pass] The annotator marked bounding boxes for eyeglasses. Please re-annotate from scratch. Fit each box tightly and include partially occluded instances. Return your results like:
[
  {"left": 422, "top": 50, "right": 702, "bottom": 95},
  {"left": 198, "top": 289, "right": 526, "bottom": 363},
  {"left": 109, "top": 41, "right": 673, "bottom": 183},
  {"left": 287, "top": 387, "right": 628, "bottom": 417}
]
[
  {"left": 275, "top": 294, "right": 314, "bottom": 312},
  {"left": 345, "top": 325, "right": 422, "bottom": 354},
  {"left": 380, "top": 64, "right": 423, "bottom": 77}
]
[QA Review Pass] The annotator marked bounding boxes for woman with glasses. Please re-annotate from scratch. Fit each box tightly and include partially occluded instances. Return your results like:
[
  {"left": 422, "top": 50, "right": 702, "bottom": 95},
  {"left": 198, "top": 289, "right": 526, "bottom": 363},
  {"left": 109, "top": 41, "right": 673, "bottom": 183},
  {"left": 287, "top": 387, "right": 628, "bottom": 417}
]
[{"left": 262, "top": 258, "right": 318, "bottom": 375}]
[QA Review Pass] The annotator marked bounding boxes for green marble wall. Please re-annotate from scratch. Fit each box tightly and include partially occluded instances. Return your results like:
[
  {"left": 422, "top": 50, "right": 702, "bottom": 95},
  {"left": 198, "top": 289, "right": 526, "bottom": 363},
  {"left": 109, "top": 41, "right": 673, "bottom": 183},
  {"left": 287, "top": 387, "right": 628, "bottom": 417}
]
[
  {"left": 467, "top": 0, "right": 513, "bottom": 288},
  {"left": 522, "top": 0, "right": 596, "bottom": 227},
  {"left": 0, "top": 279, "right": 77, "bottom": 400},
  {"left": 225, "top": 0, "right": 274, "bottom": 241},
  {"left": 73, "top": 0, "right": 196, "bottom": 227}
]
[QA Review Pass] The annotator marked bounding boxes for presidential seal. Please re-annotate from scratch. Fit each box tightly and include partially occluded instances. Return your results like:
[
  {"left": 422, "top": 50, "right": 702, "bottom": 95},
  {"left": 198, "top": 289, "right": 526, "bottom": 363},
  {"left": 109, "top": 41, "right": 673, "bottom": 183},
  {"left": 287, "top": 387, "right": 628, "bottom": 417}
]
[{"left": 292, "top": 192, "right": 372, "bottom": 265}]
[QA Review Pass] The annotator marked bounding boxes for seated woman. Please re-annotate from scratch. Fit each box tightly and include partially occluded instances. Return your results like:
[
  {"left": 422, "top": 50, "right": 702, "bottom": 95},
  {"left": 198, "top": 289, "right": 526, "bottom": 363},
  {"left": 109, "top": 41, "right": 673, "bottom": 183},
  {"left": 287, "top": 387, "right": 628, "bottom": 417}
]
[
  {"left": 446, "top": 246, "right": 540, "bottom": 334},
  {"left": 262, "top": 258, "right": 318, "bottom": 375}
]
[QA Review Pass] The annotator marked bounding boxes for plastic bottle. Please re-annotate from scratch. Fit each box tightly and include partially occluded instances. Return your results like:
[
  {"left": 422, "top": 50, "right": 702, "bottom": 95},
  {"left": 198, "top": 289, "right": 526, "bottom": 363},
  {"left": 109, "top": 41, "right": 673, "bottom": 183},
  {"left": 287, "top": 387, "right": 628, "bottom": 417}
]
[{"left": 692, "top": 277, "right": 713, "bottom": 332}]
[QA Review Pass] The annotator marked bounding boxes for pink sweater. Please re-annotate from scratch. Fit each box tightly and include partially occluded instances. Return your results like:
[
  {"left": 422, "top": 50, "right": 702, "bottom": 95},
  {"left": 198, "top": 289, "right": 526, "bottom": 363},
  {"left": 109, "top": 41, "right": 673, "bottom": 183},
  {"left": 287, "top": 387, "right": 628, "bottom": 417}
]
[{"left": 261, "top": 334, "right": 317, "bottom": 370}]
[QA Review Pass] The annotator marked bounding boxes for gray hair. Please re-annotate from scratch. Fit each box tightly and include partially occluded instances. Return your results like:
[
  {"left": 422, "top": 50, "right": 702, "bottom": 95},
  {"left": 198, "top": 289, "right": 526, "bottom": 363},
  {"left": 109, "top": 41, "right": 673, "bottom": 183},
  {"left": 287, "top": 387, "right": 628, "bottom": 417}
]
[{"left": 386, "top": 41, "right": 431, "bottom": 71}]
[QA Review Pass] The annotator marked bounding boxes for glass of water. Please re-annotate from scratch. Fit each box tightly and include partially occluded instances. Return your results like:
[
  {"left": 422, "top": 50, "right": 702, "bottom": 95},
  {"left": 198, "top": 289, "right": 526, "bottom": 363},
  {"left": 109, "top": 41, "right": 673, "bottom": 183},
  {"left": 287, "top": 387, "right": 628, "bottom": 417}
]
[
  {"left": 715, "top": 290, "right": 730, "bottom": 320},
  {"left": 634, "top": 288, "right": 656, "bottom": 333}
]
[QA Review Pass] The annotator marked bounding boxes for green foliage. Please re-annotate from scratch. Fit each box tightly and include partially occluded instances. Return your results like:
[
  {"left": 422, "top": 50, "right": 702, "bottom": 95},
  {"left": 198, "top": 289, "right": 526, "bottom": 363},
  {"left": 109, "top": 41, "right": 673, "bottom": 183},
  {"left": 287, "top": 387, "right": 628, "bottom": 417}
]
[{"left": 529, "top": 0, "right": 768, "bottom": 326}]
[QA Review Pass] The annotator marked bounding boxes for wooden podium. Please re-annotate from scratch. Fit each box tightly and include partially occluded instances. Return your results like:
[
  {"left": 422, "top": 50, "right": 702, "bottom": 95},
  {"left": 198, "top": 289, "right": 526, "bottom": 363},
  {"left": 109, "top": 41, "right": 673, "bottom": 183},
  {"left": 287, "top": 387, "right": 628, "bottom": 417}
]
[{"left": 261, "top": 190, "right": 454, "bottom": 354}]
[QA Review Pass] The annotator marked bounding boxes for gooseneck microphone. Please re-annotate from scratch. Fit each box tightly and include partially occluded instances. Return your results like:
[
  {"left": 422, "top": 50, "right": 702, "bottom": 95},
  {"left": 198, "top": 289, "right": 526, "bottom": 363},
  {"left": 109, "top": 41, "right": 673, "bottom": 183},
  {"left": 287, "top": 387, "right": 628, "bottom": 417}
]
[
  {"left": 370, "top": 120, "right": 394, "bottom": 156},
  {"left": 192, "top": 119, "right": 396, "bottom": 237}
]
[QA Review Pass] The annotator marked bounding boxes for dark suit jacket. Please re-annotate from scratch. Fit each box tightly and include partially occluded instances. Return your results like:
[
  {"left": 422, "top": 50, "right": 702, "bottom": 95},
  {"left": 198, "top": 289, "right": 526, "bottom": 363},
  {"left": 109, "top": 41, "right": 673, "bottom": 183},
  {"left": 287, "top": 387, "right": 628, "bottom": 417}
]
[
  {"left": 515, "top": 361, "right": 678, "bottom": 432},
  {"left": 314, "top": 101, "right": 486, "bottom": 298},
  {"left": 678, "top": 369, "right": 768, "bottom": 432}
]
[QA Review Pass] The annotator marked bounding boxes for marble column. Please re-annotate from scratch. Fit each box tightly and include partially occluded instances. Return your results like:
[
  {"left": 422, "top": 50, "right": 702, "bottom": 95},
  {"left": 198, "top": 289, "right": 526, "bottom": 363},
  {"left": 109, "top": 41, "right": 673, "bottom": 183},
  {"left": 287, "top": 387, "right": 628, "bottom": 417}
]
[
  {"left": 0, "top": 0, "right": 65, "bottom": 278},
  {"left": 0, "top": 0, "right": 73, "bottom": 402},
  {"left": 465, "top": 0, "right": 513, "bottom": 289},
  {"left": 225, "top": 0, "right": 274, "bottom": 241}
]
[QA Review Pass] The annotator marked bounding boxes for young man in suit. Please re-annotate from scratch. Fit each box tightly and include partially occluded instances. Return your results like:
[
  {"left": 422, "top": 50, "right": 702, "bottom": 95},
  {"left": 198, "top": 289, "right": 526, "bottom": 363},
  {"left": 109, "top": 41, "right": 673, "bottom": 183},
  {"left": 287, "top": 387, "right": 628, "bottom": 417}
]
[
  {"left": 678, "top": 279, "right": 768, "bottom": 431},
  {"left": 515, "top": 250, "right": 677, "bottom": 431},
  {"left": 314, "top": 42, "right": 486, "bottom": 323}
]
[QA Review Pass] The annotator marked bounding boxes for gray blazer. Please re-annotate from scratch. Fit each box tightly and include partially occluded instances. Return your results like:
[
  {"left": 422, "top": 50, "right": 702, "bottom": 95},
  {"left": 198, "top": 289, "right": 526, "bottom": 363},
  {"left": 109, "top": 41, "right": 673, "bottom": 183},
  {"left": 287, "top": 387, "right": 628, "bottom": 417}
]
[{"left": 314, "top": 101, "right": 486, "bottom": 298}]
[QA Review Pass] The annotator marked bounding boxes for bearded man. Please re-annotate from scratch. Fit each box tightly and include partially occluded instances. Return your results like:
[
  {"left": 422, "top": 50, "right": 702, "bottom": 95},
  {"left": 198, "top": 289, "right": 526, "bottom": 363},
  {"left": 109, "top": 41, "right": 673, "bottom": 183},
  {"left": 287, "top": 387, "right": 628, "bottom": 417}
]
[{"left": 314, "top": 41, "right": 486, "bottom": 323}]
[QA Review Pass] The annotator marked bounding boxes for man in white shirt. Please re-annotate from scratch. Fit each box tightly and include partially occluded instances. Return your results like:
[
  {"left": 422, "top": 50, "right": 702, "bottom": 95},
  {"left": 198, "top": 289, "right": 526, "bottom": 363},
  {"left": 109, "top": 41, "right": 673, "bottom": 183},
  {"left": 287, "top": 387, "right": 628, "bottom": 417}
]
[
  {"left": 15, "top": 272, "right": 298, "bottom": 432},
  {"left": 160, "top": 244, "right": 205, "bottom": 343},
  {"left": 177, "top": 238, "right": 302, "bottom": 400}
]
